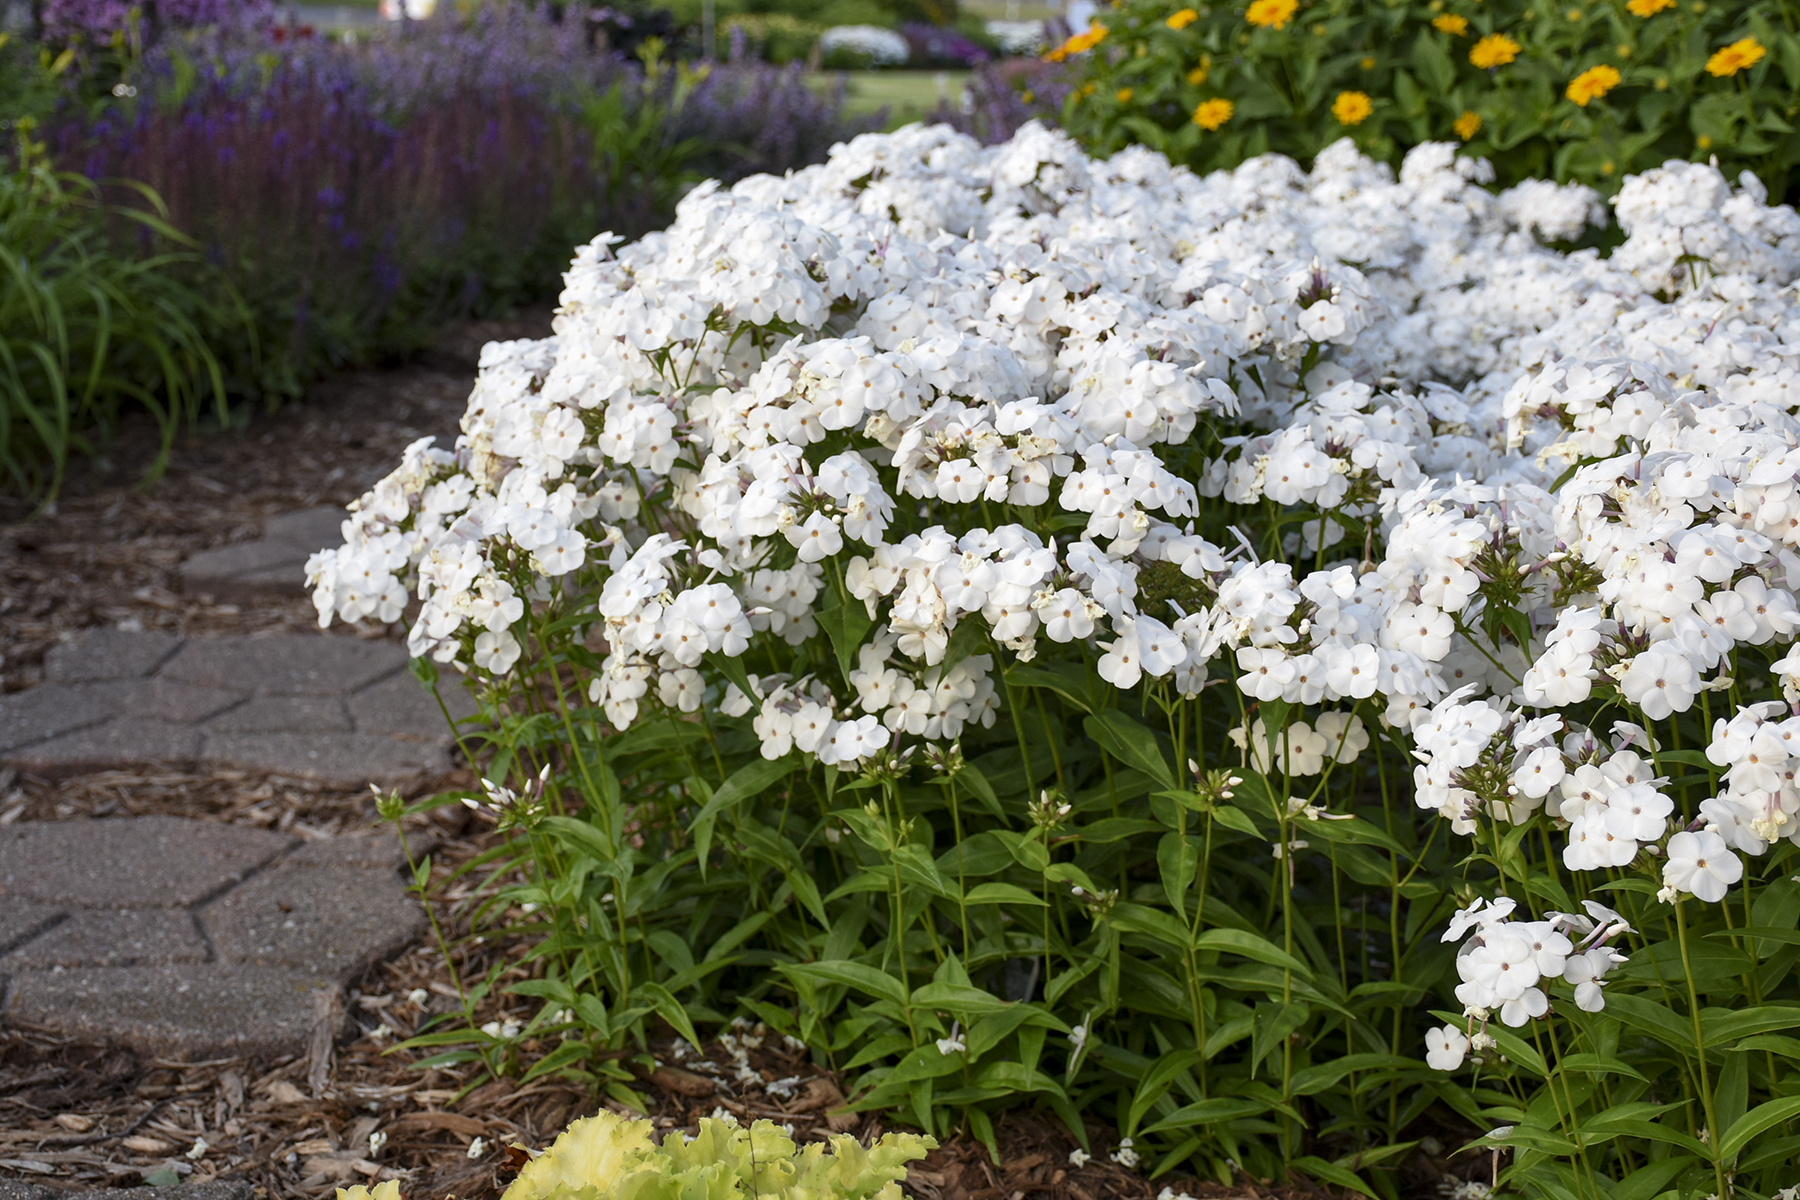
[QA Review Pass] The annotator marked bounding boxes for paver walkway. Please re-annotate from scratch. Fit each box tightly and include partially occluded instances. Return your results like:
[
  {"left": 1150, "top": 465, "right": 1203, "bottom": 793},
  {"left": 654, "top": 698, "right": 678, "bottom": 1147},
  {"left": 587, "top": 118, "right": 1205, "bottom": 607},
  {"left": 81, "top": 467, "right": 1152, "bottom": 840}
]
[
  {"left": 177, "top": 507, "right": 346, "bottom": 604},
  {"left": 0, "top": 628, "right": 475, "bottom": 790},
  {"left": 0, "top": 817, "right": 426, "bottom": 1057}
]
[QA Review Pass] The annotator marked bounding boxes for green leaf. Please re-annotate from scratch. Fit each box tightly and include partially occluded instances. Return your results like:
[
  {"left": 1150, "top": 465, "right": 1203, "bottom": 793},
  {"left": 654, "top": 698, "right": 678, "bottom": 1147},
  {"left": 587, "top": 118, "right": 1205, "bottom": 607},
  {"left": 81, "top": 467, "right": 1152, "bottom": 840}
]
[
  {"left": 1141, "top": 1096, "right": 1270, "bottom": 1134},
  {"left": 1084, "top": 709, "right": 1175, "bottom": 788},
  {"left": 1158, "top": 831, "right": 1198, "bottom": 913},
  {"left": 1291, "top": 1156, "right": 1377, "bottom": 1199},
  {"left": 964, "top": 881, "right": 1048, "bottom": 907},
  {"left": 1007, "top": 662, "right": 1094, "bottom": 712},
  {"left": 1288, "top": 1053, "right": 1417, "bottom": 1096},
  {"left": 1720, "top": 1094, "right": 1800, "bottom": 1161},
  {"left": 781, "top": 960, "right": 909, "bottom": 1009},
  {"left": 690, "top": 756, "right": 799, "bottom": 863},
  {"left": 1556, "top": 1053, "right": 1648, "bottom": 1082},
  {"left": 817, "top": 591, "right": 875, "bottom": 689},
  {"left": 1125, "top": 1048, "right": 1203, "bottom": 1136},
  {"left": 911, "top": 981, "right": 1014, "bottom": 1018},
  {"left": 1192, "top": 928, "right": 1312, "bottom": 978}
]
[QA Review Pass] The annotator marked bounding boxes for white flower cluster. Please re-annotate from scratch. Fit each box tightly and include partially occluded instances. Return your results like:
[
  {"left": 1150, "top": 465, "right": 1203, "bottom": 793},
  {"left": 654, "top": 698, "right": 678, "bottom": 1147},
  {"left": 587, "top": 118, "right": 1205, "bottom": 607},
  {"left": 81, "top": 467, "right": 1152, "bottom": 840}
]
[
  {"left": 309, "top": 123, "right": 1800, "bottom": 1062},
  {"left": 818, "top": 24, "right": 910, "bottom": 64},
  {"left": 1425, "top": 897, "right": 1633, "bottom": 1069}
]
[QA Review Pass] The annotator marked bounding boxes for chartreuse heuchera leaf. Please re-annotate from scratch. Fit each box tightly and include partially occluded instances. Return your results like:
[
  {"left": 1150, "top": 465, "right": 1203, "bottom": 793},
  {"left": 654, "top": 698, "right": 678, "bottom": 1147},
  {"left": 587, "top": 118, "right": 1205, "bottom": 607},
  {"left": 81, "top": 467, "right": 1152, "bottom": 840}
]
[{"left": 333, "top": 1115, "right": 933, "bottom": 1200}]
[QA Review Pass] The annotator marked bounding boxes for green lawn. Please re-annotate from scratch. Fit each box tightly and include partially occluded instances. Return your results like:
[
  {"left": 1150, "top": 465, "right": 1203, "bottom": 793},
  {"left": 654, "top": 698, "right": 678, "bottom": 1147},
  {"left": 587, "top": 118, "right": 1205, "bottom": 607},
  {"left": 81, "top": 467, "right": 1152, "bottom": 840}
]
[{"left": 819, "top": 70, "right": 974, "bottom": 130}]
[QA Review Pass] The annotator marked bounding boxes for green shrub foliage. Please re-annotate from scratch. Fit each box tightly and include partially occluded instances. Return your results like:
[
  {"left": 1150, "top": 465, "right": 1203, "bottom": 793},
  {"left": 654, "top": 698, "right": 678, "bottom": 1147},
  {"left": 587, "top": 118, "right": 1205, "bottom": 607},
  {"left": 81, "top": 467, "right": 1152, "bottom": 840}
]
[{"left": 1052, "top": 0, "right": 1800, "bottom": 197}]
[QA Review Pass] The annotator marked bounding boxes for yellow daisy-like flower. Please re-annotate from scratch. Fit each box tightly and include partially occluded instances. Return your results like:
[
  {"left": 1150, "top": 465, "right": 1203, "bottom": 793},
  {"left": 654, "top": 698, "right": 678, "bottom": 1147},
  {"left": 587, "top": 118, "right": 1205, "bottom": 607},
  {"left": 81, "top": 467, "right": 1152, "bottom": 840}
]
[
  {"left": 1454, "top": 109, "right": 1482, "bottom": 139},
  {"left": 1116, "top": 87, "right": 1135, "bottom": 102},
  {"left": 1469, "top": 32, "right": 1521, "bottom": 68},
  {"left": 1332, "top": 90, "right": 1374, "bottom": 124},
  {"left": 1167, "top": 8, "right": 1199, "bottom": 29},
  {"left": 1044, "top": 23, "right": 1108, "bottom": 61},
  {"left": 1192, "top": 97, "right": 1235, "bottom": 129},
  {"left": 1188, "top": 63, "right": 1209, "bottom": 84},
  {"left": 1245, "top": 0, "right": 1299, "bottom": 30},
  {"left": 1360, "top": 55, "right": 1376, "bottom": 69},
  {"left": 1432, "top": 14, "right": 1468, "bottom": 34},
  {"left": 1565, "top": 63, "right": 1621, "bottom": 105},
  {"left": 1626, "top": 0, "right": 1674, "bottom": 14},
  {"left": 1706, "top": 36, "right": 1766, "bottom": 76}
]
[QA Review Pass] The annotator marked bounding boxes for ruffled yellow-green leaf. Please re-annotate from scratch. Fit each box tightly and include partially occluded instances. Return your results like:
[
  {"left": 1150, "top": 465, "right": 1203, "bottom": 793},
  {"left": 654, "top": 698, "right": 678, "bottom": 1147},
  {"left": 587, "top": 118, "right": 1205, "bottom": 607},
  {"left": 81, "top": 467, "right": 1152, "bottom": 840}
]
[
  {"left": 507, "top": 1111, "right": 659, "bottom": 1200},
  {"left": 336, "top": 1182, "right": 404, "bottom": 1200},
  {"left": 497, "top": 1112, "right": 935, "bottom": 1200}
]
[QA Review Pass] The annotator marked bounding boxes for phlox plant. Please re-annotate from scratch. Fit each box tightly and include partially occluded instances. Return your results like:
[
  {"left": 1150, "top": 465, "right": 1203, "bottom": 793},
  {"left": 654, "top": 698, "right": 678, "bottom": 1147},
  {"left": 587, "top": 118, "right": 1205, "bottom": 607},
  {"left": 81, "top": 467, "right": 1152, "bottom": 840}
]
[
  {"left": 328, "top": 122, "right": 1800, "bottom": 1198},
  {"left": 1053, "top": 0, "right": 1800, "bottom": 201}
]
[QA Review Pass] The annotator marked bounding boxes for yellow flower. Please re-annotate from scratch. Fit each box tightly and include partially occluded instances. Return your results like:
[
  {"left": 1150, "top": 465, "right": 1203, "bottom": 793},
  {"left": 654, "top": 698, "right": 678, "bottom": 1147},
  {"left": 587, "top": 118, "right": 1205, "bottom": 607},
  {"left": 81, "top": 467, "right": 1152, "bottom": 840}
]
[
  {"left": 1360, "top": 55, "right": 1376, "bottom": 69},
  {"left": 1166, "top": 7, "right": 1199, "bottom": 28},
  {"left": 1564, "top": 7, "right": 1581, "bottom": 19},
  {"left": 1044, "top": 23, "right": 1109, "bottom": 61},
  {"left": 1626, "top": 0, "right": 1674, "bottom": 14},
  {"left": 1565, "top": 63, "right": 1621, "bottom": 105},
  {"left": 1469, "top": 32, "right": 1521, "bottom": 68},
  {"left": 1454, "top": 109, "right": 1482, "bottom": 139},
  {"left": 1192, "top": 97, "right": 1235, "bottom": 129},
  {"left": 1116, "top": 87, "right": 1135, "bottom": 102},
  {"left": 1706, "top": 36, "right": 1766, "bottom": 76},
  {"left": 1245, "top": 0, "right": 1299, "bottom": 30},
  {"left": 1188, "top": 63, "right": 1209, "bottom": 84},
  {"left": 1432, "top": 14, "right": 1468, "bottom": 34},
  {"left": 1697, "top": 134, "right": 1713, "bottom": 149},
  {"left": 1332, "top": 90, "right": 1374, "bottom": 124}
]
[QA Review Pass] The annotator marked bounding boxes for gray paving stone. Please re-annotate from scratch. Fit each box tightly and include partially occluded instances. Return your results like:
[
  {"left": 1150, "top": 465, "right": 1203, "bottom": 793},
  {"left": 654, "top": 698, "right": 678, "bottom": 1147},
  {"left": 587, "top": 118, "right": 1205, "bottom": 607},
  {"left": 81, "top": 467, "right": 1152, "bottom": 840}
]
[
  {"left": 5, "top": 719, "right": 204, "bottom": 777},
  {"left": 287, "top": 828, "right": 414, "bottom": 869},
  {"left": 161, "top": 635, "right": 408, "bottom": 696},
  {"left": 349, "top": 670, "right": 478, "bottom": 738},
  {"left": 88, "top": 1185, "right": 257, "bottom": 1200},
  {"left": 43, "top": 628, "right": 183, "bottom": 684},
  {"left": 180, "top": 506, "right": 348, "bottom": 602},
  {"left": 0, "top": 685, "right": 108, "bottom": 754},
  {"left": 0, "top": 1182, "right": 53, "bottom": 1200},
  {"left": 0, "top": 896, "right": 65, "bottom": 953},
  {"left": 203, "top": 695, "right": 352, "bottom": 733},
  {"left": 265, "top": 506, "right": 349, "bottom": 549},
  {"left": 4, "top": 908, "right": 207, "bottom": 968},
  {"left": 0, "top": 817, "right": 426, "bottom": 1059},
  {"left": 0, "top": 817, "right": 293, "bottom": 909},
  {"left": 69, "top": 678, "right": 247, "bottom": 724},
  {"left": 6, "top": 961, "right": 338, "bottom": 1058},
  {"left": 204, "top": 857, "right": 426, "bottom": 983},
  {"left": 199, "top": 730, "right": 450, "bottom": 789}
]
